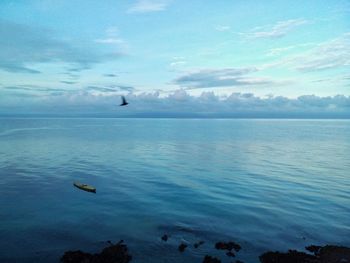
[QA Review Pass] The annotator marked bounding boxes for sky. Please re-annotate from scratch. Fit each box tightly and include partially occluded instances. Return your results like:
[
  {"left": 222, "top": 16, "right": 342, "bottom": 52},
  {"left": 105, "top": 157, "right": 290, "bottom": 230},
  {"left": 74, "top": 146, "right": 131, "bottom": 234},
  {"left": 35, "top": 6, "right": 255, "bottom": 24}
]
[{"left": 0, "top": 0, "right": 349, "bottom": 117}]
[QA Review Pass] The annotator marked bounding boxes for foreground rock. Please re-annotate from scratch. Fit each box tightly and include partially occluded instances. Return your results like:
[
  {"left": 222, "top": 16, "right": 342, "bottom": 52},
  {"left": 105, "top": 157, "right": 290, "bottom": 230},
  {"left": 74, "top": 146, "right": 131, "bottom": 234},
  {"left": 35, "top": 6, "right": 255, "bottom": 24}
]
[
  {"left": 305, "top": 245, "right": 322, "bottom": 254},
  {"left": 317, "top": 245, "right": 350, "bottom": 263},
  {"left": 61, "top": 241, "right": 132, "bottom": 263},
  {"left": 61, "top": 250, "right": 93, "bottom": 263},
  {"left": 259, "top": 250, "right": 318, "bottom": 263},
  {"left": 202, "top": 255, "right": 221, "bottom": 263},
  {"left": 260, "top": 245, "right": 350, "bottom": 263}
]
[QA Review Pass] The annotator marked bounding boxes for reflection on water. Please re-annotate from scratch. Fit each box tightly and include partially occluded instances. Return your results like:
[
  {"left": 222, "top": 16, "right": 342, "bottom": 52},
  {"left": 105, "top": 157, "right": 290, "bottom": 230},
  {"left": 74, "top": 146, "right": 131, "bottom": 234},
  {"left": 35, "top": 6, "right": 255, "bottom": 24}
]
[{"left": 0, "top": 118, "right": 349, "bottom": 262}]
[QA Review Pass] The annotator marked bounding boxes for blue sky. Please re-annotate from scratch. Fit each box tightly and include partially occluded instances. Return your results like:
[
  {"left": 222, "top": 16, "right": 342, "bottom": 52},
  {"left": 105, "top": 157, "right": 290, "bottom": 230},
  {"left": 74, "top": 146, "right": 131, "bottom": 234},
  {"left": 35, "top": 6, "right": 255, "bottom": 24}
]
[{"left": 0, "top": 0, "right": 349, "bottom": 117}]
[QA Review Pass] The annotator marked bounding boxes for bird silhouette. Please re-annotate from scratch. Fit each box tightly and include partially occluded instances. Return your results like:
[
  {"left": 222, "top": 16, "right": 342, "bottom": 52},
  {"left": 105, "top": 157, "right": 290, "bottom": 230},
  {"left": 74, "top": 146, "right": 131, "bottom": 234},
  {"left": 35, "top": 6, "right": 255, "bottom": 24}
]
[{"left": 120, "top": 95, "right": 129, "bottom": 106}]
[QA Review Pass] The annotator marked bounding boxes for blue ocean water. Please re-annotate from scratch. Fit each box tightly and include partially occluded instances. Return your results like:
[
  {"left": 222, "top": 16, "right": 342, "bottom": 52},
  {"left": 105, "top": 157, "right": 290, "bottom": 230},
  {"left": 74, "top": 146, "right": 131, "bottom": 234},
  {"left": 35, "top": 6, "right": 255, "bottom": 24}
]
[{"left": 0, "top": 118, "right": 349, "bottom": 263}]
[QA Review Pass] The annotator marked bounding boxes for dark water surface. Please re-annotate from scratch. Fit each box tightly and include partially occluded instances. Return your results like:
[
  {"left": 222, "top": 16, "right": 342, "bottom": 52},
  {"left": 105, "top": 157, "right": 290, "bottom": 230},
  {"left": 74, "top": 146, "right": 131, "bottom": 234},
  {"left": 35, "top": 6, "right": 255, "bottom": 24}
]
[{"left": 0, "top": 118, "right": 349, "bottom": 262}]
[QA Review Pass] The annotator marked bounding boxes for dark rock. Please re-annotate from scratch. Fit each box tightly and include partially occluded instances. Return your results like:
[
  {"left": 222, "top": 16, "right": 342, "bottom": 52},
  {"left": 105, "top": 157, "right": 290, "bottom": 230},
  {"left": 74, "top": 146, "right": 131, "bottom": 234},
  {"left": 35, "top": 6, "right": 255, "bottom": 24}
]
[
  {"left": 60, "top": 250, "right": 93, "bottom": 263},
  {"left": 260, "top": 245, "right": 350, "bottom": 263},
  {"left": 97, "top": 242, "right": 132, "bottom": 263},
  {"left": 259, "top": 249, "right": 319, "bottom": 263},
  {"left": 306, "top": 245, "right": 322, "bottom": 255},
  {"left": 194, "top": 241, "right": 205, "bottom": 248},
  {"left": 203, "top": 255, "right": 221, "bottom": 263},
  {"left": 226, "top": 251, "right": 235, "bottom": 257},
  {"left": 317, "top": 245, "right": 350, "bottom": 263},
  {"left": 61, "top": 242, "right": 131, "bottom": 263},
  {"left": 235, "top": 260, "right": 244, "bottom": 263},
  {"left": 178, "top": 243, "right": 188, "bottom": 252},
  {"left": 161, "top": 234, "right": 168, "bottom": 241},
  {"left": 215, "top": 241, "right": 241, "bottom": 252}
]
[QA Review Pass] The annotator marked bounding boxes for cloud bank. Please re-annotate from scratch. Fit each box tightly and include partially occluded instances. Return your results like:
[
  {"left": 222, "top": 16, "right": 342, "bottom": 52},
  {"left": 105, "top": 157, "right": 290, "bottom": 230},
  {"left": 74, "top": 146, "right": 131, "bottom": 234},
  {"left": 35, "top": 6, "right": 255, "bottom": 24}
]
[{"left": 1, "top": 88, "right": 349, "bottom": 118}]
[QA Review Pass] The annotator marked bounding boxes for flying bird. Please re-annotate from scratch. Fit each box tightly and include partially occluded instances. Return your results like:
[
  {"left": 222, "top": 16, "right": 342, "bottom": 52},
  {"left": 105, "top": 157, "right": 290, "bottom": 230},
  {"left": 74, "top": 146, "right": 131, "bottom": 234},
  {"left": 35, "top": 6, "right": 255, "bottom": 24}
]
[{"left": 120, "top": 95, "right": 129, "bottom": 106}]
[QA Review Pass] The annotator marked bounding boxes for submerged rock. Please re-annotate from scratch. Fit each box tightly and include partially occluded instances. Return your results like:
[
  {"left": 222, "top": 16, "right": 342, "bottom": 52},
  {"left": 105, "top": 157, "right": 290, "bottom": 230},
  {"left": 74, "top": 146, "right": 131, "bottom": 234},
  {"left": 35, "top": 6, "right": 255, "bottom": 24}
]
[
  {"left": 60, "top": 235, "right": 350, "bottom": 263},
  {"left": 215, "top": 241, "right": 241, "bottom": 252},
  {"left": 161, "top": 234, "right": 169, "bottom": 241},
  {"left": 226, "top": 251, "right": 235, "bottom": 257},
  {"left": 202, "top": 255, "right": 221, "bottom": 263},
  {"left": 178, "top": 243, "right": 188, "bottom": 252},
  {"left": 194, "top": 241, "right": 205, "bottom": 248},
  {"left": 61, "top": 241, "right": 131, "bottom": 263}
]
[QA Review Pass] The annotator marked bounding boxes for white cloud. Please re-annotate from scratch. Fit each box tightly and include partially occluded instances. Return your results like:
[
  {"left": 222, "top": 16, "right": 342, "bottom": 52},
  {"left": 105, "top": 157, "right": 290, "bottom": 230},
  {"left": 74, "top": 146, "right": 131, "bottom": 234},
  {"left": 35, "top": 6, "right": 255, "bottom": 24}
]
[
  {"left": 172, "top": 56, "right": 185, "bottom": 60},
  {"left": 170, "top": 61, "right": 187, "bottom": 67},
  {"left": 169, "top": 56, "right": 187, "bottom": 67},
  {"left": 95, "top": 27, "right": 125, "bottom": 45},
  {"left": 215, "top": 25, "right": 231, "bottom": 32},
  {"left": 95, "top": 38, "right": 124, "bottom": 44},
  {"left": 243, "top": 19, "right": 308, "bottom": 39},
  {"left": 128, "top": 0, "right": 170, "bottom": 13},
  {"left": 266, "top": 43, "right": 314, "bottom": 57},
  {"left": 267, "top": 46, "right": 295, "bottom": 57},
  {"left": 295, "top": 33, "right": 350, "bottom": 72},
  {"left": 262, "top": 33, "right": 350, "bottom": 72}
]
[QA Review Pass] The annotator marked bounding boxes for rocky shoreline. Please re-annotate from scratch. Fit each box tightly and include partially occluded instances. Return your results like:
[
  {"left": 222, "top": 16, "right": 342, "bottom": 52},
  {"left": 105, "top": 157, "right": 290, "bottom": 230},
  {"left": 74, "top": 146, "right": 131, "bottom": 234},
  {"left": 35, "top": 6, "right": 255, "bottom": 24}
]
[{"left": 60, "top": 237, "right": 350, "bottom": 263}]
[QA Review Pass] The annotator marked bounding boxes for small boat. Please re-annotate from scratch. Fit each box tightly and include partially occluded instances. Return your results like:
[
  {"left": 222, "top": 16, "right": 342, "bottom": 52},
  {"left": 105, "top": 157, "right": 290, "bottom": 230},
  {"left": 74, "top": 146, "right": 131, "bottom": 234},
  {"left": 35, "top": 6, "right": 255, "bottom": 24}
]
[{"left": 73, "top": 182, "right": 96, "bottom": 193}]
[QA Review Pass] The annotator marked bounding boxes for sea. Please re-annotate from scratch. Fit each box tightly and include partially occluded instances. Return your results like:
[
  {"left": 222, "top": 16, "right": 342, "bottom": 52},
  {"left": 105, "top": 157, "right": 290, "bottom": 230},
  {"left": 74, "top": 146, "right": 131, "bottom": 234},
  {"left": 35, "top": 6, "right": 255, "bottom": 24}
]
[{"left": 0, "top": 118, "right": 349, "bottom": 263}]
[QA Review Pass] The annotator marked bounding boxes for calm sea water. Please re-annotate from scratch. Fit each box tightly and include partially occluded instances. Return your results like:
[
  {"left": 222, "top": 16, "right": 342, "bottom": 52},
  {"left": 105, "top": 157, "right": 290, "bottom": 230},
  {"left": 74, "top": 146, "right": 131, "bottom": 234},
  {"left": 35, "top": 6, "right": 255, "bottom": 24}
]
[{"left": 0, "top": 118, "right": 349, "bottom": 263}]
